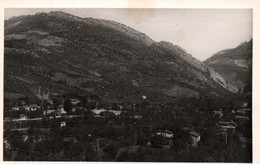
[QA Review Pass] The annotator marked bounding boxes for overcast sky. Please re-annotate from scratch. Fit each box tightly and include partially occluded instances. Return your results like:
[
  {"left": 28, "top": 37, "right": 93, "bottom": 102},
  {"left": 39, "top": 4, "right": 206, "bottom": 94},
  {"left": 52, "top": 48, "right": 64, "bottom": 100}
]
[{"left": 5, "top": 8, "right": 252, "bottom": 61}]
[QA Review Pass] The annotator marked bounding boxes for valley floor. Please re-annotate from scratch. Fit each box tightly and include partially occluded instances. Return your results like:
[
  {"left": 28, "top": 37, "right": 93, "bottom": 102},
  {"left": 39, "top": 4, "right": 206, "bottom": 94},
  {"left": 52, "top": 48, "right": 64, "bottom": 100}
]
[{"left": 3, "top": 96, "right": 252, "bottom": 162}]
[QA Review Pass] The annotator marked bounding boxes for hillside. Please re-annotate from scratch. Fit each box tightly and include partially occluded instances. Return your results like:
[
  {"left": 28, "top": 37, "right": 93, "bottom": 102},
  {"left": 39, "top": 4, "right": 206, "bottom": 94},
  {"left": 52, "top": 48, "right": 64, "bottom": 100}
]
[
  {"left": 4, "top": 11, "right": 238, "bottom": 103},
  {"left": 204, "top": 39, "right": 252, "bottom": 92}
]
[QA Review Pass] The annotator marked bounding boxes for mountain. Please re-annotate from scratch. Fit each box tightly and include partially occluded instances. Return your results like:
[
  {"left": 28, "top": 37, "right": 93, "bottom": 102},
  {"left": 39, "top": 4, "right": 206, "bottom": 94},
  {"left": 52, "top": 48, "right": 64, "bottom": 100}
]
[
  {"left": 4, "top": 11, "right": 238, "bottom": 103},
  {"left": 204, "top": 39, "right": 252, "bottom": 92}
]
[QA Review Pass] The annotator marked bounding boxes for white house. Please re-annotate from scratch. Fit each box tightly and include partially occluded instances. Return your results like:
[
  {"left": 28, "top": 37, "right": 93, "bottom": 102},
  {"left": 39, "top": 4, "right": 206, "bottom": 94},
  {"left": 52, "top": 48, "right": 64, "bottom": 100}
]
[
  {"left": 218, "top": 120, "right": 237, "bottom": 132},
  {"left": 23, "top": 104, "right": 40, "bottom": 111},
  {"left": 235, "top": 115, "right": 250, "bottom": 120},
  {"left": 156, "top": 130, "right": 174, "bottom": 139},
  {"left": 4, "top": 139, "right": 11, "bottom": 149},
  {"left": 190, "top": 131, "right": 200, "bottom": 147},
  {"left": 236, "top": 110, "right": 246, "bottom": 115},
  {"left": 133, "top": 115, "right": 143, "bottom": 119},
  {"left": 60, "top": 121, "right": 66, "bottom": 127},
  {"left": 108, "top": 109, "right": 123, "bottom": 116},
  {"left": 12, "top": 106, "right": 20, "bottom": 111},
  {"left": 92, "top": 109, "right": 106, "bottom": 115},
  {"left": 70, "top": 98, "right": 81, "bottom": 105},
  {"left": 213, "top": 110, "right": 223, "bottom": 118},
  {"left": 43, "top": 109, "right": 56, "bottom": 116}
]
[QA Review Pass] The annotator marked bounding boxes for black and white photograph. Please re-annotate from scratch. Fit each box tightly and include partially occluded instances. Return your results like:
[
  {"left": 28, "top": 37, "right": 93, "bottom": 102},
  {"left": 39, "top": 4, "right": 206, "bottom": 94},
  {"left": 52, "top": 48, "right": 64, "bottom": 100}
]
[{"left": 3, "top": 7, "right": 254, "bottom": 162}]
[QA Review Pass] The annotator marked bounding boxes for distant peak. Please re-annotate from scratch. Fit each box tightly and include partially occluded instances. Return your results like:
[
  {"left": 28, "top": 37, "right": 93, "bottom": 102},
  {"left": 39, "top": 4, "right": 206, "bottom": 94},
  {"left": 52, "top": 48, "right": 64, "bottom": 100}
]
[
  {"left": 238, "top": 41, "right": 247, "bottom": 47},
  {"left": 236, "top": 39, "right": 253, "bottom": 48}
]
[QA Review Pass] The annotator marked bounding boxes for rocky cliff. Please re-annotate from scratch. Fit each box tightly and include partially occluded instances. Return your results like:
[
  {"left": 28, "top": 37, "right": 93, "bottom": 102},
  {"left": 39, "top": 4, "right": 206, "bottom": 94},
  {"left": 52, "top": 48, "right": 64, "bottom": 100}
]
[{"left": 204, "top": 39, "right": 252, "bottom": 91}]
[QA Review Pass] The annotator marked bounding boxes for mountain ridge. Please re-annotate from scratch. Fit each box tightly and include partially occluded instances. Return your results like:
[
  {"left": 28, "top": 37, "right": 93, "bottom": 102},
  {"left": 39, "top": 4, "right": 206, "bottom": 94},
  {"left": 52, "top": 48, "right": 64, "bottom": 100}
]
[
  {"left": 204, "top": 39, "right": 252, "bottom": 90},
  {"left": 4, "top": 11, "right": 240, "bottom": 103}
]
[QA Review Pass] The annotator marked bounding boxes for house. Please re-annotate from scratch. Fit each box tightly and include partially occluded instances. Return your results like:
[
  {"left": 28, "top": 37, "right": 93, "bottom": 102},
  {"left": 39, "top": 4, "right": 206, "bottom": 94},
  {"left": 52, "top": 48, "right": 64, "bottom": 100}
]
[
  {"left": 23, "top": 104, "right": 40, "bottom": 111},
  {"left": 56, "top": 105, "right": 67, "bottom": 116},
  {"left": 91, "top": 109, "right": 106, "bottom": 115},
  {"left": 236, "top": 108, "right": 251, "bottom": 116},
  {"left": 108, "top": 109, "right": 123, "bottom": 116},
  {"left": 240, "top": 137, "right": 252, "bottom": 148},
  {"left": 60, "top": 121, "right": 66, "bottom": 127},
  {"left": 236, "top": 110, "right": 246, "bottom": 115},
  {"left": 219, "top": 125, "right": 236, "bottom": 132},
  {"left": 190, "top": 131, "right": 200, "bottom": 147},
  {"left": 218, "top": 120, "right": 237, "bottom": 132},
  {"left": 141, "top": 95, "right": 147, "bottom": 100},
  {"left": 91, "top": 108, "right": 125, "bottom": 117},
  {"left": 239, "top": 108, "right": 251, "bottom": 112},
  {"left": 12, "top": 106, "right": 20, "bottom": 111},
  {"left": 213, "top": 110, "right": 223, "bottom": 118},
  {"left": 4, "top": 139, "right": 11, "bottom": 149},
  {"left": 235, "top": 115, "right": 250, "bottom": 120},
  {"left": 218, "top": 120, "right": 237, "bottom": 127},
  {"left": 100, "top": 111, "right": 116, "bottom": 118},
  {"left": 43, "top": 109, "right": 56, "bottom": 116},
  {"left": 72, "top": 107, "right": 77, "bottom": 112},
  {"left": 19, "top": 114, "right": 27, "bottom": 119},
  {"left": 133, "top": 115, "right": 143, "bottom": 120},
  {"left": 70, "top": 98, "right": 81, "bottom": 105},
  {"left": 149, "top": 131, "right": 173, "bottom": 147},
  {"left": 156, "top": 130, "right": 174, "bottom": 139}
]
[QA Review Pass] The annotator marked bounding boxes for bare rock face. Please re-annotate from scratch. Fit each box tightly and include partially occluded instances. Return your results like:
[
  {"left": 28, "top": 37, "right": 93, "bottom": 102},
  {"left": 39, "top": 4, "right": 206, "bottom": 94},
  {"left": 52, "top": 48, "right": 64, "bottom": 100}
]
[
  {"left": 207, "top": 67, "right": 238, "bottom": 93},
  {"left": 156, "top": 41, "right": 238, "bottom": 93},
  {"left": 204, "top": 39, "right": 252, "bottom": 90},
  {"left": 157, "top": 41, "right": 208, "bottom": 72},
  {"left": 4, "top": 11, "right": 241, "bottom": 102}
]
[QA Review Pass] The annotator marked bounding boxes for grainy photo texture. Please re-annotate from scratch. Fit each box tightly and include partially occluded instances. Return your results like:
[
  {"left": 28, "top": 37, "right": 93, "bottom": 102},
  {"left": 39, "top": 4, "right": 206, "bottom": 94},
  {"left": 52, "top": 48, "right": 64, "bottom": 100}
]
[{"left": 3, "top": 8, "right": 252, "bottom": 162}]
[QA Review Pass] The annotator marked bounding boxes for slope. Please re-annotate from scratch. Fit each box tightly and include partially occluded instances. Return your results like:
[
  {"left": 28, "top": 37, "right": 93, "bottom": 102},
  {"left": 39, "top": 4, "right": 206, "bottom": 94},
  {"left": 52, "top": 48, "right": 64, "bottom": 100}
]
[{"left": 4, "top": 11, "right": 238, "bottom": 103}]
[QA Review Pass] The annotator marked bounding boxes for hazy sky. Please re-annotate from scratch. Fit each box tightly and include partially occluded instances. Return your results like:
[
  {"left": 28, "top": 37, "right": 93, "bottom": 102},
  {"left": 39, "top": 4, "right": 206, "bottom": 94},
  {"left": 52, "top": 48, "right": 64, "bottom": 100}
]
[{"left": 5, "top": 8, "right": 252, "bottom": 61}]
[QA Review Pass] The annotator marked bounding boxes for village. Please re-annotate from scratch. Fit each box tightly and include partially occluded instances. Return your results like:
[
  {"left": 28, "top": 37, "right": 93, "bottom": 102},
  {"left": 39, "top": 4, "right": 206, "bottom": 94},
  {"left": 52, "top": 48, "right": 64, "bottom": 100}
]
[{"left": 3, "top": 93, "right": 252, "bottom": 161}]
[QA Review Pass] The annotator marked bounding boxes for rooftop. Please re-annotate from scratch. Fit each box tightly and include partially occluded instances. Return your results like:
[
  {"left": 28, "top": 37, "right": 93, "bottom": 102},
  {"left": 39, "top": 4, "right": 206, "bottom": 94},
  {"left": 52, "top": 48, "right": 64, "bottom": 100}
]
[
  {"left": 158, "top": 130, "right": 173, "bottom": 134},
  {"left": 235, "top": 115, "right": 250, "bottom": 120},
  {"left": 190, "top": 131, "right": 200, "bottom": 137}
]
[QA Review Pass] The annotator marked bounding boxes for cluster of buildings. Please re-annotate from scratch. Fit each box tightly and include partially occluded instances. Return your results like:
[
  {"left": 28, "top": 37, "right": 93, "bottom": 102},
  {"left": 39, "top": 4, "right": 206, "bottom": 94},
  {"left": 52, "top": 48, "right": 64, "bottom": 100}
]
[
  {"left": 11, "top": 104, "right": 41, "bottom": 112},
  {"left": 5, "top": 97, "right": 252, "bottom": 153},
  {"left": 7, "top": 98, "right": 84, "bottom": 120},
  {"left": 147, "top": 129, "right": 200, "bottom": 148},
  {"left": 213, "top": 102, "right": 252, "bottom": 146}
]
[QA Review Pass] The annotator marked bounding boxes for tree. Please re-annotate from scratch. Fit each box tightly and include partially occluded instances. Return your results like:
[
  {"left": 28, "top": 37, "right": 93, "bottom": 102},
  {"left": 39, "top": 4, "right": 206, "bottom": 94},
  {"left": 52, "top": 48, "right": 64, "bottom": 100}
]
[
  {"left": 150, "top": 135, "right": 165, "bottom": 147},
  {"left": 7, "top": 131, "right": 23, "bottom": 149},
  {"left": 52, "top": 97, "right": 62, "bottom": 108},
  {"left": 80, "top": 96, "right": 88, "bottom": 108},
  {"left": 19, "top": 97, "right": 29, "bottom": 105},
  {"left": 85, "top": 144, "right": 95, "bottom": 161},
  {"left": 112, "top": 103, "right": 119, "bottom": 110},
  {"left": 103, "top": 144, "right": 118, "bottom": 161},
  {"left": 63, "top": 98, "right": 72, "bottom": 115},
  {"left": 64, "top": 143, "right": 83, "bottom": 160}
]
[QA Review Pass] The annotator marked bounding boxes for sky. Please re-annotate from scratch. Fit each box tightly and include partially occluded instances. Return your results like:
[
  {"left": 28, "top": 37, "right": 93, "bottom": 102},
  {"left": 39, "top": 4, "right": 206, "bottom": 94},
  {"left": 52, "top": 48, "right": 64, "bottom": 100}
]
[{"left": 5, "top": 8, "right": 252, "bottom": 61}]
